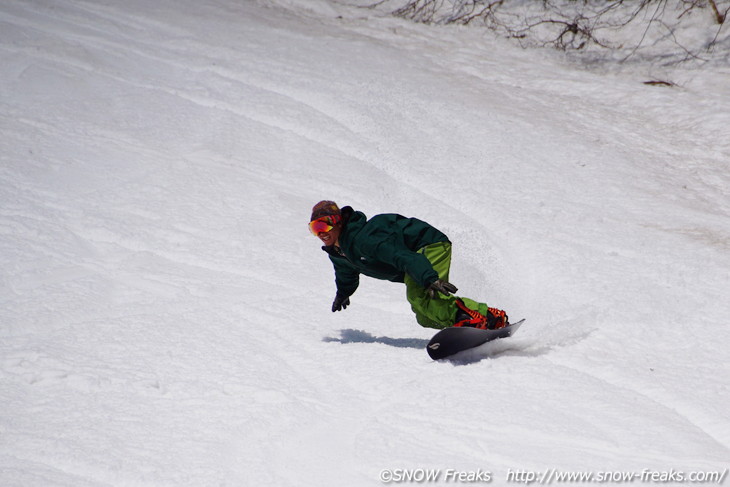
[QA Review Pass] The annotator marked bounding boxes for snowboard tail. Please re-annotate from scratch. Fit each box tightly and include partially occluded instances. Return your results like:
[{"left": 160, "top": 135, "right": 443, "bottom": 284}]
[{"left": 426, "top": 319, "right": 525, "bottom": 360}]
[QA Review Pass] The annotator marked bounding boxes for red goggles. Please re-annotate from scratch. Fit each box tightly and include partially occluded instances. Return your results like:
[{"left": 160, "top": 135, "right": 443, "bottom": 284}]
[{"left": 309, "top": 215, "right": 341, "bottom": 235}]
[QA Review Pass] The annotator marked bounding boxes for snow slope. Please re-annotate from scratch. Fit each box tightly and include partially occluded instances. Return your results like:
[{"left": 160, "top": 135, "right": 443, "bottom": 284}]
[{"left": 1, "top": 0, "right": 729, "bottom": 485}]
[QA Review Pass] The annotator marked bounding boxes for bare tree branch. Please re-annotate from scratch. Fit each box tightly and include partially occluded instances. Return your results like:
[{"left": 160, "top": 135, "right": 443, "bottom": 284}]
[{"left": 368, "top": 0, "right": 728, "bottom": 62}]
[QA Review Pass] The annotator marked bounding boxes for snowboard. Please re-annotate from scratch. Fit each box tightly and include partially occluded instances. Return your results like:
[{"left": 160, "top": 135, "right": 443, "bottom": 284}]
[{"left": 426, "top": 319, "right": 525, "bottom": 360}]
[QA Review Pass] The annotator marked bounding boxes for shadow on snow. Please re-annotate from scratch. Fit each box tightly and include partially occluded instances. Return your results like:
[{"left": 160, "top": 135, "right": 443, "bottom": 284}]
[{"left": 323, "top": 329, "right": 429, "bottom": 350}]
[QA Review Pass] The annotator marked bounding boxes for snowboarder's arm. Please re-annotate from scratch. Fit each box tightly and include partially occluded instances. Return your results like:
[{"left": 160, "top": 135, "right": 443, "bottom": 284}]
[
  {"left": 330, "top": 255, "right": 360, "bottom": 298},
  {"left": 366, "top": 239, "right": 439, "bottom": 288}
]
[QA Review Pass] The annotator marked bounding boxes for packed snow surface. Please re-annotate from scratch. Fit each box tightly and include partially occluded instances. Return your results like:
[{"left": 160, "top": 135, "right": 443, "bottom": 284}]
[{"left": 1, "top": 1, "right": 729, "bottom": 485}]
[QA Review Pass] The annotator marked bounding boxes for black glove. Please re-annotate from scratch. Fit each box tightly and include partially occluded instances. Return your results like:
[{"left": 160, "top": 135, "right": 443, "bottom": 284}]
[
  {"left": 426, "top": 279, "right": 458, "bottom": 299},
  {"left": 331, "top": 293, "right": 350, "bottom": 312}
]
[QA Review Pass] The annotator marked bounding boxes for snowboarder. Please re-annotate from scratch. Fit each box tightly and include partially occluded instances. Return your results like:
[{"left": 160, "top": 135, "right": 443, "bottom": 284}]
[{"left": 309, "top": 200, "right": 508, "bottom": 330}]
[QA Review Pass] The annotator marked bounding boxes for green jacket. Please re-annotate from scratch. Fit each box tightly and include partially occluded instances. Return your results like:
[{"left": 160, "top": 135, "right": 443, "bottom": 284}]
[{"left": 322, "top": 206, "right": 450, "bottom": 297}]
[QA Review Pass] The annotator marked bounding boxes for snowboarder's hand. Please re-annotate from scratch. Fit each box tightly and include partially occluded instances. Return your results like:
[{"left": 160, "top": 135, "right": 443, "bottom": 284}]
[
  {"left": 332, "top": 293, "right": 350, "bottom": 312},
  {"left": 426, "top": 279, "right": 458, "bottom": 298}
]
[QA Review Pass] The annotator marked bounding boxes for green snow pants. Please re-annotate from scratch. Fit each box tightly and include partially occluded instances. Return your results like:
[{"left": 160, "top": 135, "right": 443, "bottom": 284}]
[{"left": 404, "top": 242, "right": 490, "bottom": 330}]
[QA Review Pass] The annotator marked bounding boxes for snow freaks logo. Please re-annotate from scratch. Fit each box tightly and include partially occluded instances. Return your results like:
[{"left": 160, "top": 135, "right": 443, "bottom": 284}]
[
  {"left": 379, "top": 467, "right": 728, "bottom": 484},
  {"left": 380, "top": 468, "right": 492, "bottom": 483}
]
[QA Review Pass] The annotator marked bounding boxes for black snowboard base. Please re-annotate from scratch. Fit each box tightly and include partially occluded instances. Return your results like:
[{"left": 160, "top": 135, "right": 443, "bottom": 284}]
[{"left": 426, "top": 319, "right": 525, "bottom": 360}]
